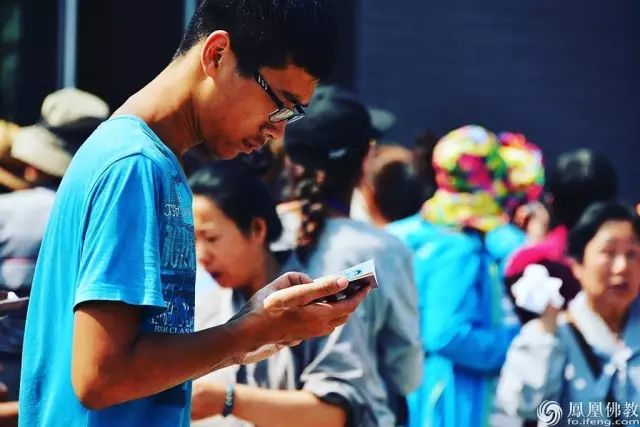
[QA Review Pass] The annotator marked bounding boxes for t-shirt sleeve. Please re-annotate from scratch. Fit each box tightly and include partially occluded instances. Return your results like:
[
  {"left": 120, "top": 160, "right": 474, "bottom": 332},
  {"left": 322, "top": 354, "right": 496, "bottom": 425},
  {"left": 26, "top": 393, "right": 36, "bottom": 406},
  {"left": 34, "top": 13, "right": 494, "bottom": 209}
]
[{"left": 74, "top": 155, "right": 165, "bottom": 310}]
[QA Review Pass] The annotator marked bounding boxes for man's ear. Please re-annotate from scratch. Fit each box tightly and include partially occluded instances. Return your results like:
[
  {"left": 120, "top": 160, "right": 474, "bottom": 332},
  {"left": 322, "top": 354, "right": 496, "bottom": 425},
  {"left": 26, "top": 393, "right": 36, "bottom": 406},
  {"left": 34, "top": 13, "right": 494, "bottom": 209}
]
[
  {"left": 250, "top": 217, "right": 268, "bottom": 246},
  {"left": 200, "top": 30, "right": 231, "bottom": 78}
]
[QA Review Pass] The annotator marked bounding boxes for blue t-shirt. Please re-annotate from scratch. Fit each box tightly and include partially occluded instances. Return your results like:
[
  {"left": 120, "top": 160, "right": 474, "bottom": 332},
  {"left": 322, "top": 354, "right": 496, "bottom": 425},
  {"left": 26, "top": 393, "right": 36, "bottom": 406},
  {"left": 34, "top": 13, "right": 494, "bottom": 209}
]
[{"left": 19, "top": 115, "right": 196, "bottom": 426}]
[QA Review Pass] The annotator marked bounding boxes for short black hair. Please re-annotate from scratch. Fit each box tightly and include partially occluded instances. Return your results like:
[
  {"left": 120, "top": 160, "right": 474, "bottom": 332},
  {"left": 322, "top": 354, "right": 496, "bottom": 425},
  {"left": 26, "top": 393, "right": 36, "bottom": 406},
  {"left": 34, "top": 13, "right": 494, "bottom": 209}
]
[
  {"left": 547, "top": 149, "right": 617, "bottom": 229},
  {"left": 189, "top": 163, "right": 283, "bottom": 244},
  {"left": 372, "top": 160, "right": 422, "bottom": 222},
  {"left": 568, "top": 201, "right": 640, "bottom": 262},
  {"left": 175, "top": 0, "right": 339, "bottom": 80}
]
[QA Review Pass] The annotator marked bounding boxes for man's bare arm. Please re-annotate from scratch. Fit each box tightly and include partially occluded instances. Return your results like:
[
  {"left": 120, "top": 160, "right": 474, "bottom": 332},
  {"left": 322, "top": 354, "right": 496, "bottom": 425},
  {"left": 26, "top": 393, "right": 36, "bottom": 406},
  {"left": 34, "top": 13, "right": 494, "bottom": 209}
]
[{"left": 71, "top": 272, "right": 367, "bottom": 410}]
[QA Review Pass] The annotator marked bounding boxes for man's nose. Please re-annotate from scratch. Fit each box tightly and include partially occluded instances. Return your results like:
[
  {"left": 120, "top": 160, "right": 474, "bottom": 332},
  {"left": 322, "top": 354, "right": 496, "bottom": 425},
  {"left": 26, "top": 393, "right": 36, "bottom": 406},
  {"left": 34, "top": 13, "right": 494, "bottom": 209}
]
[{"left": 265, "top": 121, "right": 287, "bottom": 142}]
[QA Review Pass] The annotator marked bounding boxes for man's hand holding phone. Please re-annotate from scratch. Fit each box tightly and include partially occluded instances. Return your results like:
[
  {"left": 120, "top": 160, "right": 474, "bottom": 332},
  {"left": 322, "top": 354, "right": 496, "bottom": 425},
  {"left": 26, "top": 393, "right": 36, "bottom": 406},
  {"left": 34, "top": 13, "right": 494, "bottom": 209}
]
[{"left": 228, "top": 260, "right": 376, "bottom": 364}]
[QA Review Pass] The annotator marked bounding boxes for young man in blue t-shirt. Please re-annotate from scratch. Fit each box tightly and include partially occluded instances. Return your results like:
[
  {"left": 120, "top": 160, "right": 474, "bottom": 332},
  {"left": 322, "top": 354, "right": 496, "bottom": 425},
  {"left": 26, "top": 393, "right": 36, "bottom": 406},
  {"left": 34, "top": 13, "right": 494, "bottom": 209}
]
[{"left": 19, "top": 2, "right": 367, "bottom": 426}]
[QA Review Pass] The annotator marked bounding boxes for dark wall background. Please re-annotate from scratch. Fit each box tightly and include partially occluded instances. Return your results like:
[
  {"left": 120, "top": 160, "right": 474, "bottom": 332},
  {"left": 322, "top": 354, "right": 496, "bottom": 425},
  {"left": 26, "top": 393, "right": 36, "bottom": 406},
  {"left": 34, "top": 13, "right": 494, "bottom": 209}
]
[
  {"left": 75, "top": 0, "right": 356, "bottom": 110},
  {"left": 76, "top": 0, "right": 184, "bottom": 112},
  {"left": 6, "top": 1, "right": 639, "bottom": 201},
  {"left": 326, "top": 0, "right": 357, "bottom": 89},
  {"left": 1, "top": 0, "right": 58, "bottom": 124},
  {"left": 355, "top": 0, "right": 640, "bottom": 202}
]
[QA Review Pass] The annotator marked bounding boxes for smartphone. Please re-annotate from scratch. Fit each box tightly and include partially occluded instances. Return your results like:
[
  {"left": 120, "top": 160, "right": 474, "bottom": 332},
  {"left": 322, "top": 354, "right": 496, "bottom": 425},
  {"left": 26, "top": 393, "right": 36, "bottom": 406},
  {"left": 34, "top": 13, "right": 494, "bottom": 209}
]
[{"left": 314, "top": 259, "right": 378, "bottom": 303}]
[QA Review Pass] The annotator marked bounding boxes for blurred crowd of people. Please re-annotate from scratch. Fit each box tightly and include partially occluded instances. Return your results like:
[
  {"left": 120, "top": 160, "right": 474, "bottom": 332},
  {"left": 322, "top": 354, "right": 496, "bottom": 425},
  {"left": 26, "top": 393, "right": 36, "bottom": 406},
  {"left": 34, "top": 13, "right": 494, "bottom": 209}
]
[{"left": 2, "top": 83, "right": 639, "bottom": 427}]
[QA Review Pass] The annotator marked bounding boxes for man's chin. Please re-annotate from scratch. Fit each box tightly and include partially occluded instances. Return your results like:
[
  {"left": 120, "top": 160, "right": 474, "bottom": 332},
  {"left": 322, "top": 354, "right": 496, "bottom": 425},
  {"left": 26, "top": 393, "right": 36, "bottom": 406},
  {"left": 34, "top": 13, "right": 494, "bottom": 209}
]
[
  {"left": 215, "top": 151, "right": 239, "bottom": 160},
  {"left": 199, "top": 141, "right": 242, "bottom": 161}
]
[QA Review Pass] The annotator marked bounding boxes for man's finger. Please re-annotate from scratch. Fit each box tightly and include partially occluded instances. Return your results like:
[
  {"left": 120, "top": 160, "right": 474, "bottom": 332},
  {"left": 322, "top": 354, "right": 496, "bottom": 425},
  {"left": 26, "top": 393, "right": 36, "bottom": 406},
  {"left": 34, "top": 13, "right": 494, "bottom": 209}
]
[
  {"left": 266, "top": 275, "right": 349, "bottom": 309},
  {"left": 321, "top": 285, "right": 370, "bottom": 316},
  {"left": 269, "top": 272, "right": 313, "bottom": 291}
]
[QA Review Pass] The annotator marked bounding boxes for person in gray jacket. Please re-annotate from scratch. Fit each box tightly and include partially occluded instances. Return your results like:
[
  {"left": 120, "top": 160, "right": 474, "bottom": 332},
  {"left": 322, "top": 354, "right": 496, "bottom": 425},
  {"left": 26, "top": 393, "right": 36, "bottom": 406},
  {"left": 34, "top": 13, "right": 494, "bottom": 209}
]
[
  {"left": 497, "top": 201, "right": 640, "bottom": 426},
  {"left": 277, "top": 86, "right": 423, "bottom": 426}
]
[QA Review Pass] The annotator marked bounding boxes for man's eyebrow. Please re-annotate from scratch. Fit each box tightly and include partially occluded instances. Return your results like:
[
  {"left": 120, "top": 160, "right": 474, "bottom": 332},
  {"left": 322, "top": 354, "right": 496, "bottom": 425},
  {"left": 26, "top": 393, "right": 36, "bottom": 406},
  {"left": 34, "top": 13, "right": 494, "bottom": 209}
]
[{"left": 281, "top": 90, "right": 309, "bottom": 107}]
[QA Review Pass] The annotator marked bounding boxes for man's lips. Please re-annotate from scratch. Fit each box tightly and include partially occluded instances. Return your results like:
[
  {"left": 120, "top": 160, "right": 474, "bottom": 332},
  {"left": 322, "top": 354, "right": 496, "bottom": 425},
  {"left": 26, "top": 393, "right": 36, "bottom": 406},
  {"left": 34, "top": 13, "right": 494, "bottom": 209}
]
[{"left": 243, "top": 138, "right": 265, "bottom": 151}]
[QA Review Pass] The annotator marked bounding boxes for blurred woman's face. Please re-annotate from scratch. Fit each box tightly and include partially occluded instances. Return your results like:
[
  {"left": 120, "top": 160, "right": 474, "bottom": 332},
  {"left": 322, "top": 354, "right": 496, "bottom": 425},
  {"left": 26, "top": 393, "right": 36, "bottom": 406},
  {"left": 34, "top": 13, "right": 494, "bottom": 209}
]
[
  {"left": 193, "top": 195, "right": 265, "bottom": 289},
  {"left": 573, "top": 220, "right": 640, "bottom": 311}
]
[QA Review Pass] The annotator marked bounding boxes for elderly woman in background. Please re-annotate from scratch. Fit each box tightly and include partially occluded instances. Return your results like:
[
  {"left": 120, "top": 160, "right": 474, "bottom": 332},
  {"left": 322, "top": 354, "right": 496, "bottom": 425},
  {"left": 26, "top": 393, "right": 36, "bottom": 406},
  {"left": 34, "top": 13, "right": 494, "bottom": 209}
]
[
  {"left": 503, "top": 149, "right": 618, "bottom": 326},
  {"left": 497, "top": 201, "right": 640, "bottom": 425}
]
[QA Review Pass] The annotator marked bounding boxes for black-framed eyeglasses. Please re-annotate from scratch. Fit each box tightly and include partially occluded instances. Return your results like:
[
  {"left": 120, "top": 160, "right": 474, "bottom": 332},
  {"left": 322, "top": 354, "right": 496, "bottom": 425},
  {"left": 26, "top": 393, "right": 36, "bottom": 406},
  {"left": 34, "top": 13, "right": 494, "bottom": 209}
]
[{"left": 254, "top": 72, "right": 305, "bottom": 124}]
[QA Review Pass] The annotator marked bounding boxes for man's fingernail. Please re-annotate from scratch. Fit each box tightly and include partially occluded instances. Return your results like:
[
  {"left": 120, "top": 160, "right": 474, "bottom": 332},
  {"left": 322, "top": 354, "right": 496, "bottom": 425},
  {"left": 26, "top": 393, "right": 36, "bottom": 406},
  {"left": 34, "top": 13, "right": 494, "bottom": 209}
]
[{"left": 337, "top": 276, "right": 348, "bottom": 288}]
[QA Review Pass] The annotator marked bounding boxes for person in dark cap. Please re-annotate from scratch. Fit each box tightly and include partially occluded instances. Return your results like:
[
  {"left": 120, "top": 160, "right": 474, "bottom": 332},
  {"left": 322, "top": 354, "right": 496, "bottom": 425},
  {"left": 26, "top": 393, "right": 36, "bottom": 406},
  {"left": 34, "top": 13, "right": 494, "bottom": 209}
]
[
  {"left": 277, "top": 85, "right": 423, "bottom": 427},
  {"left": 273, "top": 85, "right": 380, "bottom": 249}
]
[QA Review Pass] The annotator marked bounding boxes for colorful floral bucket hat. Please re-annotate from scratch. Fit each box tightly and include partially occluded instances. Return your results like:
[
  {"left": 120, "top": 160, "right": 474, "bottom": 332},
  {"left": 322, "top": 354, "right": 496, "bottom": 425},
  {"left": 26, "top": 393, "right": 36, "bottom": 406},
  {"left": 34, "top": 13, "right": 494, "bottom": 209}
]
[
  {"left": 422, "top": 125, "right": 509, "bottom": 232},
  {"left": 498, "top": 132, "right": 545, "bottom": 214}
]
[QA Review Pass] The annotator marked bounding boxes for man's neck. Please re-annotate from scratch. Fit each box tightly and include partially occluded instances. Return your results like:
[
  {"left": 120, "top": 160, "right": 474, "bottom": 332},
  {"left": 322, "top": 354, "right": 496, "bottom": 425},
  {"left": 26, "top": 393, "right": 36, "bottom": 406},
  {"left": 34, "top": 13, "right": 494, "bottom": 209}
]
[{"left": 113, "top": 54, "right": 202, "bottom": 158}]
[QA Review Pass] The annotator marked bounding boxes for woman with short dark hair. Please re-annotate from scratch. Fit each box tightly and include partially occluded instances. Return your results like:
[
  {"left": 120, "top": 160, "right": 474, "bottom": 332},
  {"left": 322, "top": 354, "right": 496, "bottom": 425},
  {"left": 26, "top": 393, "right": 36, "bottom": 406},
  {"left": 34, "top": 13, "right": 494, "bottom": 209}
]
[{"left": 189, "top": 163, "right": 387, "bottom": 427}]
